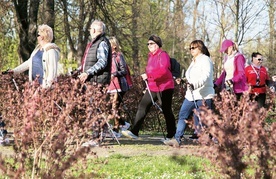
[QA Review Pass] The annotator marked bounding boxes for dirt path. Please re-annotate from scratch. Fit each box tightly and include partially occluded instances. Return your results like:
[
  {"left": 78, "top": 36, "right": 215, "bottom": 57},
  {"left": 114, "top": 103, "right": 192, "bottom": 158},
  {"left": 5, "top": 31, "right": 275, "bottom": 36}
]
[
  {"left": 90, "top": 135, "right": 202, "bottom": 157},
  {"left": 1, "top": 134, "right": 202, "bottom": 158}
]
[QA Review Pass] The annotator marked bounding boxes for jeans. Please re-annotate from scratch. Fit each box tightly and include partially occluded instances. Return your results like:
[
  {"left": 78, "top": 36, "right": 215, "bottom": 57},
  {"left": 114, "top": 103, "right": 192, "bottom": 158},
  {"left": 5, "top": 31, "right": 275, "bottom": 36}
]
[{"left": 174, "top": 98, "right": 212, "bottom": 143}]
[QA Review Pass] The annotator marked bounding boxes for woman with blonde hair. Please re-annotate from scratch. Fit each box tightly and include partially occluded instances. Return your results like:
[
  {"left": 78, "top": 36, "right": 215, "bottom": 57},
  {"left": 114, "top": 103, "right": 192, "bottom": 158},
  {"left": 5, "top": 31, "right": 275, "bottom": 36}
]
[
  {"left": 107, "top": 36, "right": 130, "bottom": 135},
  {"left": 10, "top": 24, "right": 60, "bottom": 88}
]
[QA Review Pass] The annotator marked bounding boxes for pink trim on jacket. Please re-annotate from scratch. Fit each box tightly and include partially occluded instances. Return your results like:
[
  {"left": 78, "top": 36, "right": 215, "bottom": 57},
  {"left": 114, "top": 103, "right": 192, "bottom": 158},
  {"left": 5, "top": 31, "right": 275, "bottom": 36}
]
[
  {"left": 146, "top": 49, "right": 174, "bottom": 92},
  {"left": 215, "top": 52, "right": 248, "bottom": 93}
]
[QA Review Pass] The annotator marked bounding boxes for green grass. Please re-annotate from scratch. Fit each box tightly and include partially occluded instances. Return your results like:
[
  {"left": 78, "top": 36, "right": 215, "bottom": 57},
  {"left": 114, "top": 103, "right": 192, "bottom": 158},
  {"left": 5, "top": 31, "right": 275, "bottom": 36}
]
[{"left": 77, "top": 154, "right": 216, "bottom": 179}]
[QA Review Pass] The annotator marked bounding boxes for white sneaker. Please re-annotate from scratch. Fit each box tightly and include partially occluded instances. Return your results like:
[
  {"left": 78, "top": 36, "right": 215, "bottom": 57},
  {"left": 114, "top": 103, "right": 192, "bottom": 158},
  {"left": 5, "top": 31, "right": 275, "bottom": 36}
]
[
  {"left": 105, "top": 130, "right": 121, "bottom": 138},
  {"left": 121, "top": 130, "right": 138, "bottom": 139},
  {"left": 163, "top": 138, "right": 180, "bottom": 147},
  {"left": 161, "top": 138, "right": 172, "bottom": 142},
  {"left": 120, "top": 122, "right": 130, "bottom": 131},
  {"left": 81, "top": 140, "right": 99, "bottom": 147}
]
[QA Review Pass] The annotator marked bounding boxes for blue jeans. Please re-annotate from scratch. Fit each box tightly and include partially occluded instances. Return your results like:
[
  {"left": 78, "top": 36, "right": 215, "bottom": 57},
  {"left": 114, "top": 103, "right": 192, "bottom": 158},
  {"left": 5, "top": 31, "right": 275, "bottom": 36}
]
[{"left": 174, "top": 98, "right": 212, "bottom": 143}]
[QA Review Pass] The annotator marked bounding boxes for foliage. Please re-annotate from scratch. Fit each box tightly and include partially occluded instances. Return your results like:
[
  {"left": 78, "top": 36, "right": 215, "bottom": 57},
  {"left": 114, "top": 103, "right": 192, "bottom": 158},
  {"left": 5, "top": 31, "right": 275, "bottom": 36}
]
[
  {"left": 0, "top": 73, "right": 183, "bottom": 178},
  {"left": 0, "top": 74, "right": 117, "bottom": 178},
  {"left": 198, "top": 91, "right": 276, "bottom": 179}
]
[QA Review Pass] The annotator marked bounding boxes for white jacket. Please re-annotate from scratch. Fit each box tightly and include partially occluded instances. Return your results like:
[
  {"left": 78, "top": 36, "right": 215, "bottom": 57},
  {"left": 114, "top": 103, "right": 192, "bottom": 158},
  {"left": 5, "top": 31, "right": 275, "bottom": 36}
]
[
  {"left": 185, "top": 53, "right": 215, "bottom": 101},
  {"left": 13, "top": 43, "right": 60, "bottom": 88}
]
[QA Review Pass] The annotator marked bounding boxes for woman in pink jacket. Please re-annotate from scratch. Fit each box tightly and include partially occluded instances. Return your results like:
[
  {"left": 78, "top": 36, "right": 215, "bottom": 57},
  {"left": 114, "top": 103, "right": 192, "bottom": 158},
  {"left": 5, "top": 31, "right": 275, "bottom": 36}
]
[
  {"left": 122, "top": 35, "right": 176, "bottom": 139},
  {"left": 214, "top": 39, "right": 248, "bottom": 100}
]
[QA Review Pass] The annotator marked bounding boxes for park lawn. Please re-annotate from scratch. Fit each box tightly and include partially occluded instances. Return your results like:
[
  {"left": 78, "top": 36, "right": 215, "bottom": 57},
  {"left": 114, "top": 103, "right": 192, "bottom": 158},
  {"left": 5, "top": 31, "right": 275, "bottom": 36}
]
[{"left": 71, "top": 154, "right": 218, "bottom": 178}]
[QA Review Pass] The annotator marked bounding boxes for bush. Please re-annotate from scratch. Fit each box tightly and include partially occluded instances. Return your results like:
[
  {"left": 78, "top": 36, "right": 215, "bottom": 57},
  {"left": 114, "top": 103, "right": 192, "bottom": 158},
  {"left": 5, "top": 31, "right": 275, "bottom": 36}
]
[
  {"left": 198, "top": 91, "right": 276, "bottom": 179},
  {"left": 0, "top": 74, "right": 116, "bottom": 178}
]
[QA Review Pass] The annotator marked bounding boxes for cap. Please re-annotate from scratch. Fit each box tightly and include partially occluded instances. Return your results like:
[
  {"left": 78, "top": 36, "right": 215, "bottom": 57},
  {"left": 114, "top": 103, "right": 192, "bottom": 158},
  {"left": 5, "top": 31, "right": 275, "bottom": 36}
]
[{"left": 220, "top": 39, "right": 234, "bottom": 52}]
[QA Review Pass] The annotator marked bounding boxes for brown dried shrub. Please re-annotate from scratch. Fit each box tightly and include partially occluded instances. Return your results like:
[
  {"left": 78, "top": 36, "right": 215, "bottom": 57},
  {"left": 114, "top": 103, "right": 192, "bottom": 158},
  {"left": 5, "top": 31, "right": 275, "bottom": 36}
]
[{"left": 198, "top": 91, "right": 276, "bottom": 179}]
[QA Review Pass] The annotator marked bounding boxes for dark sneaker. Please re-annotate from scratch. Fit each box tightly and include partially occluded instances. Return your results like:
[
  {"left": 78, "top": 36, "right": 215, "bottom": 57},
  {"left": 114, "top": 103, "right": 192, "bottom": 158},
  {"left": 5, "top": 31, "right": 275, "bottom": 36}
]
[{"left": 189, "top": 134, "right": 199, "bottom": 140}]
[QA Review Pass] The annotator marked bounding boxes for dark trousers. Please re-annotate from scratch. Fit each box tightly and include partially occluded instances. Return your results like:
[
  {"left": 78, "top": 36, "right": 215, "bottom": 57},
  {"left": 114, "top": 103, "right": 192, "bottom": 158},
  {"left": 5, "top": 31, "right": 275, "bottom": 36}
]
[
  {"left": 131, "top": 89, "right": 176, "bottom": 138},
  {"left": 250, "top": 93, "right": 266, "bottom": 108}
]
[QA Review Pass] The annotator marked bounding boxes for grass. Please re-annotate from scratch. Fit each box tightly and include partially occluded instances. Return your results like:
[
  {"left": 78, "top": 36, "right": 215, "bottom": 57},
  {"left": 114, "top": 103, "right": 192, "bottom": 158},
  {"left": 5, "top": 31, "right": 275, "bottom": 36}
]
[{"left": 72, "top": 154, "right": 217, "bottom": 179}]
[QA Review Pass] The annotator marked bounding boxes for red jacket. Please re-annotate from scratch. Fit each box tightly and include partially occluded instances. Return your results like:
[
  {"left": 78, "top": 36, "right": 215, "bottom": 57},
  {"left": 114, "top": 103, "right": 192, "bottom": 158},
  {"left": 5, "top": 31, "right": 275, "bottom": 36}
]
[
  {"left": 245, "top": 65, "right": 269, "bottom": 94},
  {"left": 146, "top": 49, "right": 174, "bottom": 92}
]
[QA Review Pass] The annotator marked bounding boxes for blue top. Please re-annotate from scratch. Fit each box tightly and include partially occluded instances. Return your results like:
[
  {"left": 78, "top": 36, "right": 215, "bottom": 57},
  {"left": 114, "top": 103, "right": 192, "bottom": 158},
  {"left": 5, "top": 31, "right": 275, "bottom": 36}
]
[{"left": 32, "top": 50, "right": 44, "bottom": 84}]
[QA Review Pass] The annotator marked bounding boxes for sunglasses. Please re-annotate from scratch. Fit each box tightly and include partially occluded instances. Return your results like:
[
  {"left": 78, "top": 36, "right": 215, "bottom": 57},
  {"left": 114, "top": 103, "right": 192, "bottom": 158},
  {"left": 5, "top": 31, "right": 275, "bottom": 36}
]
[
  {"left": 189, "top": 46, "right": 198, "bottom": 50},
  {"left": 147, "top": 42, "right": 156, "bottom": 46},
  {"left": 257, "top": 58, "right": 263, "bottom": 61}
]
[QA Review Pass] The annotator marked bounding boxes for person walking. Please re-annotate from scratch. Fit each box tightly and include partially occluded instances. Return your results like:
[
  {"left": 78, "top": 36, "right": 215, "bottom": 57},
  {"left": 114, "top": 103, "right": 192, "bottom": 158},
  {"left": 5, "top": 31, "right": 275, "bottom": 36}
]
[
  {"left": 214, "top": 39, "right": 248, "bottom": 100},
  {"left": 80, "top": 20, "right": 112, "bottom": 147},
  {"left": 245, "top": 52, "right": 271, "bottom": 108},
  {"left": 107, "top": 36, "right": 130, "bottom": 135},
  {"left": 9, "top": 24, "right": 60, "bottom": 88},
  {"left": 122, "top": 35, "right": 176, "bottom": 139},
  {"left": 164, "top": 40, "right": 214, "bottom": 147}
]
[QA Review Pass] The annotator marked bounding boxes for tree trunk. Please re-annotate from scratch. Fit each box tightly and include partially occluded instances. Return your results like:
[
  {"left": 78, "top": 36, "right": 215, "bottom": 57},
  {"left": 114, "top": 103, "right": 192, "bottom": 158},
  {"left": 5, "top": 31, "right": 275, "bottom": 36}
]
[
  {"left": 13, "top": 0, "right": 39, "bottom": 62},
  {"left": 43, "top": 0, "right": 55, "bottom": 41},
  {"left": 268, "top": 0, "right": 275, "bottom": 73},
  {"left": 131, "top": 0, "right": 140, "bottom": 76}
]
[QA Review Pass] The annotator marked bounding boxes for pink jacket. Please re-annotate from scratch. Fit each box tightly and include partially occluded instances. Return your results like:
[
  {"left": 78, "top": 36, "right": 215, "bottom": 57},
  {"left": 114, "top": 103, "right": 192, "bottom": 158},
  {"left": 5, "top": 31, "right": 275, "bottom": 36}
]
[
  {"left": 215, "top": 52, "right": 248, "bottom": 93},
  {"left": 146, "top": 49, "right": 174, "bottom": 92}
]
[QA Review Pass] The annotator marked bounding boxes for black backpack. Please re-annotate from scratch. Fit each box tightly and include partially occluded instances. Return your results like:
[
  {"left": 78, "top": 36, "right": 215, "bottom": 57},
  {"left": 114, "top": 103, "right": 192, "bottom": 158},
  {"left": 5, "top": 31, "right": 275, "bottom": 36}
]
[
  {"left": 157, "top": 51, "right": 181, "bottom": 79},
  {"left": 170, "top": 58, "right": 181, "bottom": 79}
]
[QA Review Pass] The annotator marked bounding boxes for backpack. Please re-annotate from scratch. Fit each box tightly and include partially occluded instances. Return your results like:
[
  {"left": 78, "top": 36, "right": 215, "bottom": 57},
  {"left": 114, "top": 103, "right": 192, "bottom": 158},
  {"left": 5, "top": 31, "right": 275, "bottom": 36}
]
[
  {"left": 170, "top": 58, "right": 181, "bottom": 79},
  {"left": 157, "top": 51, "right": 181, "bottom": 79}
]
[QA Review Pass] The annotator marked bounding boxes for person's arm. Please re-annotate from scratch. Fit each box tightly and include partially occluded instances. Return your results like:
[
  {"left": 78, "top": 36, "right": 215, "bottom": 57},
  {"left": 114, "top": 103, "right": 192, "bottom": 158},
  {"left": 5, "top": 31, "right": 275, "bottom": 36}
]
[
  {"left": 113, "top": 54, "right": 127, "bottom": 77},
  {"left": 12, "top": 60, "right": 30, "bottom": 74},
  {"left": 79, "top": 41, "right": 109, "bottom": 83},
  {"left": 214, "top": 71, "right": 226, "bottom": 88},
  {"left": 232, "top": 54, "right": 246, "bottom": 83},
  {"left": 86, "top": 41, "right": 109, "bottom": 76},
  {"left": 43, "top": 48, "right": 60, "bottom": 88}
]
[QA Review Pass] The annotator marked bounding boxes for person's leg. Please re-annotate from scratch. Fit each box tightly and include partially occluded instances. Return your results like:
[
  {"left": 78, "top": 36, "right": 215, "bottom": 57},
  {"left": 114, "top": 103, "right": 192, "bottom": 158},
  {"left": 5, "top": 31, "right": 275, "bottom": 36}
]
[
  {"left": 256, "top": 93, "right": 266, "bottom": 108},
  {"left": 116, "top": 91, "right": 127, "bottom": 126},
  {"left": 193, "top": 99, "right": 213, "bottom": 132},
  {"left": 130, "top": 90, "right": 156, "bottom": 136},
  {"left": 174, "top": 99, "right": 195, "bottom": 143},
  {"left": 160, "top": 89, "right": 176, "bottom": 138},
  {"left": 235, "top": 93, "right": 243, "bottom": 101}
]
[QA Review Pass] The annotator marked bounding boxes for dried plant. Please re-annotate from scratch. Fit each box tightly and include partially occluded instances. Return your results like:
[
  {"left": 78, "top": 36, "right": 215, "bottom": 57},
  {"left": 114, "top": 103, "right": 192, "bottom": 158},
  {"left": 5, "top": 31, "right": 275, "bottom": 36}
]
[
  {"left": 198, "top": 90, "right": 276, "bottom": 179},
  {"left": 0, "top": 74, "right": 118, "bottom": 178}
]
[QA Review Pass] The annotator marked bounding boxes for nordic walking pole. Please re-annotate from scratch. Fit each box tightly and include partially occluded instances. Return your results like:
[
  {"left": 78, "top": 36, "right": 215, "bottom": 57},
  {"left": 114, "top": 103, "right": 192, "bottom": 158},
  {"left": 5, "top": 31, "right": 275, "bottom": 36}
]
[
  {"left": 2, "top": 69, "right": 19, "bottom": 91},
  {"left": 97, "top": 108, "right": 120, "bottom": 145},
  {"left": 53, "top": 101, "right": 74, "bottom": 120},
  {"left": 188, "top": 84, "right": 203, "bottom": 129},
  {"left": 144, "top": 79, "right": 166, "bottom": 139}
]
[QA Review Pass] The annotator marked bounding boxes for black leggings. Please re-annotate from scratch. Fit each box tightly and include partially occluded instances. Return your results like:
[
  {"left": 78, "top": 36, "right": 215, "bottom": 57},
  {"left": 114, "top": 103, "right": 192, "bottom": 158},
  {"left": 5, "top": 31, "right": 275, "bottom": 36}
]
[
  {"left": 250, "top": 93, "right": 266, "bottom": 108},
  {"left": 131, "top": 89, "right": 176, "bottom": 138}
]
